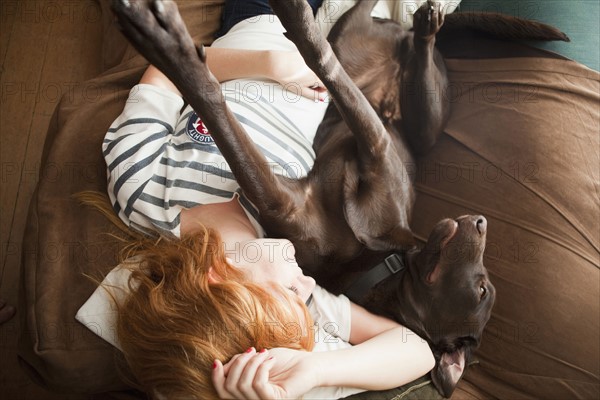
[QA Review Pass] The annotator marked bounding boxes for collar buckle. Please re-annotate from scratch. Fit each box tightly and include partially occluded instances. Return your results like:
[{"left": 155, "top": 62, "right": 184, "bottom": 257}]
[
  {"left": 344, "top": 252, "right": 406, "bottom": 303},
  {"left": 384, "top": 253, "right": 403, "bottom": 274}
]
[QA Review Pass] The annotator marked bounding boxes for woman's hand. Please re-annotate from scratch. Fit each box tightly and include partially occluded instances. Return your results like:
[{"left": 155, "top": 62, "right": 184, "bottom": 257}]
[
  {"left": 266, "top": 50, "right": 328, "bottom": 102},
  {"left": 212, "top": 347, "right": 319, "bottom": 399}
]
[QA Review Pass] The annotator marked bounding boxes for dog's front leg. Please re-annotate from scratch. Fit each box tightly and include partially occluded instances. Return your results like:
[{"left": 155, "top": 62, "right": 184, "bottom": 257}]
[
  {"left": 401, "top": 1, "right": 450, "bottom": 155},
  {"left": 111, "top": 0, "right": 298, "bottom": 212}
]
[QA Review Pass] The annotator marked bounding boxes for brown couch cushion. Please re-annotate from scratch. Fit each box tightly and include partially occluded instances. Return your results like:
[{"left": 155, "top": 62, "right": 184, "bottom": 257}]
[
  {"left": 411, "top": 57, "right": 599, "bottom": 399},
  {"left": 18, "top": 0, "right": 225, "bottom": 393},
  {"left": 18, "top": 60, "right": 146, "bottom": 393},
  {"left": 18, "top": 1, "right": 599, "bottom": 398}
]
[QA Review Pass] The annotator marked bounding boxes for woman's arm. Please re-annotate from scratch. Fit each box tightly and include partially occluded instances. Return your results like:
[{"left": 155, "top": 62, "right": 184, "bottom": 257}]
[
  {"left": 348, "top": 301, "right": 403, "bottom": 344},
  {"left": 306, "top": 324, "right": 435, "bottom": 390},
  {"left": 140, "top": 47, "right": 326, "bottom": 99},
  {"left": 212, "top": 303, "right": 435, "bottom": 398},
  {"left": 313, "top": 302, "right": 434, "bottom": 390},
  {"left": 139, "top": 64, "right": 181, "bottom": 95},
  {"left": 103, "top": 81, "right": 185, "bottom": 235}
]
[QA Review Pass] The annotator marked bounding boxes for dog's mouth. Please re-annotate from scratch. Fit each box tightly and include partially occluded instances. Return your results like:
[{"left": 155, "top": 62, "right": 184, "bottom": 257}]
[
  {"left": 433, "top": 335, "right": 477, "bottom": 354},
  {"left": 431, "top": 345, "right": 468, "bottom": 398}
]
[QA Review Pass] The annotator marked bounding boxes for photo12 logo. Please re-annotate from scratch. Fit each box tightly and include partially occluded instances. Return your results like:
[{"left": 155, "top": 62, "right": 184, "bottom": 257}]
[{"left": 186, "top": 112, "right": 214, "bottom": 145}]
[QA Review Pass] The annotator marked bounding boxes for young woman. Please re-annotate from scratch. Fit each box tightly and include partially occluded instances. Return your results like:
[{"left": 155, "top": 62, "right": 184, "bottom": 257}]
[
  {"left": 93, "top": 1, "right": 435, "bottom": 398},
  {"left": 89, "top": 217, "right": 433, "bottom": 399}
]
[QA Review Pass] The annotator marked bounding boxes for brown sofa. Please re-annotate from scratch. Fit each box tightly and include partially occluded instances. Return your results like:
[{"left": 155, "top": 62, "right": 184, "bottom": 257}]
[{"left": 18, "top": 1, "right": 599, "bottom": 399}]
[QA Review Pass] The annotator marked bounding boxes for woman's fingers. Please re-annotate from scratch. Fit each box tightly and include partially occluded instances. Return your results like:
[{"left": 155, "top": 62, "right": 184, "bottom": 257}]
[
  {"left": 222, "top": 347, "right": 257, "bottom": 398},
  {"left": 212, "top": 348, "right": 275, "bottom": 399},
  {"left": 270, "top": 49, "right": 328, "bottom": 101},
  {"left": 252, "top": 356, "right": 278, "bottom": 398},
  {"left": 301, "top": 75, "right": 327, "bottom": 101},
  {"left": 221, "top": 353, "right": 241, "bottom": 376},
  {"left": 300, "top": 85, "right": 328, "bottom": 102},
  {"left": 237, "top": 349, "right": 272, "bottom": 398},
  {"left": 212, "top": 359, "right": 235, "bottom": 399}
]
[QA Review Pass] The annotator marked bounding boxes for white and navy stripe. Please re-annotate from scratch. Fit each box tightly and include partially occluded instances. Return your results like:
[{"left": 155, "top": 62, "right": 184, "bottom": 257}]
[
  {"left": 103, "top": 15, "right": 328, "bottom": 237},
  {"left": 104, "top": 81, "right": 325, "bottom": 237}
]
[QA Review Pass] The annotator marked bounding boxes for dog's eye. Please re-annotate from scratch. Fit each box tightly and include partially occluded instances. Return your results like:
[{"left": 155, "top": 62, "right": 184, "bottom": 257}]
[{"left": 479, "top": 285, "right": 487, "bottom": 299}]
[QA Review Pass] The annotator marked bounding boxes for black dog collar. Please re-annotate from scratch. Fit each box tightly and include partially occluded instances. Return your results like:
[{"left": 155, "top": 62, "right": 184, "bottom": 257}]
[{"left": 344, "top": 253, "right": 406, "bottom": 303}]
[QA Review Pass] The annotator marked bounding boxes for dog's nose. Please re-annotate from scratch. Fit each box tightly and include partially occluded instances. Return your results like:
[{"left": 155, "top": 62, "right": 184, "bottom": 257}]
[{"left": 475, "top": 216, "right": 487, "bottom": 235}]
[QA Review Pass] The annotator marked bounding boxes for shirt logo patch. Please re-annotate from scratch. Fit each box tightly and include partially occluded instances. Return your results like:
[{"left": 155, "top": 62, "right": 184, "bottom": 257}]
[{"left": 186, "top": 112, "right": 214, "bottom": 145}]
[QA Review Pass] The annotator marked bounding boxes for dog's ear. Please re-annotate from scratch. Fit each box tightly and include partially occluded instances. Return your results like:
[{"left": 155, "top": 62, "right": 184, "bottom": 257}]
[
  {"left": 390, "top": 226, "right": 416, "bottom": 247},
  {"left": 426, "top": 262, "right": 442, "bottom": 284},
  {"left": 431, "top": 348, "right": 466, "bottom": 398},
  {"left": 354, "top": 226, "right": 415, "bottom": 252}
]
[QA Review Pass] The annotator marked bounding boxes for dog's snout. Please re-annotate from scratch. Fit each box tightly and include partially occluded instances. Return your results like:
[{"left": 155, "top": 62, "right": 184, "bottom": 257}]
[{"left": 476, "top": 216, "right": 487, "bottom": 235}]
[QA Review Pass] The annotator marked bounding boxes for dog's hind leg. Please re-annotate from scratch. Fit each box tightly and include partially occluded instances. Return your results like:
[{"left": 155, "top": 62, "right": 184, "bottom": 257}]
[
  {"left": 111, "top": 0, "right": 301, "bottom": 213},
  {"left": 325, "top": 0, "right": 450, "bottom": 156},
  {"left": 269, "top": 0, "right": 415, "bottom": 248},
  {"left": 400, "top": 1, "right": 450, "bottom": 155}
]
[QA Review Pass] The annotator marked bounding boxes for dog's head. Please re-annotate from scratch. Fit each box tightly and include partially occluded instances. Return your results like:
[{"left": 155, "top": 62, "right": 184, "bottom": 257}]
[{"left": 408, "top": 215, "right": 495, "bottom": 397}]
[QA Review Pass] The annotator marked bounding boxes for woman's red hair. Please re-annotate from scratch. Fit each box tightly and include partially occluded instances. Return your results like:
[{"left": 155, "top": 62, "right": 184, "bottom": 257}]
[{"left": 78, "top": 192, "right": 314, "bottom": 399}]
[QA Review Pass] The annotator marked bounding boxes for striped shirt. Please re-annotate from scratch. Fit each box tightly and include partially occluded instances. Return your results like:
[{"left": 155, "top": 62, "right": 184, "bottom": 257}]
[{"left": 103, "top": 16, "right": 328, "bottom": 237}]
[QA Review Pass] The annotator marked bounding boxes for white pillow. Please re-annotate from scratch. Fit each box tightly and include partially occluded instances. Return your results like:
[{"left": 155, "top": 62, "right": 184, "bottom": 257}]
[{"left": 75, "top": 261, "right": 141, "bottom": 351}]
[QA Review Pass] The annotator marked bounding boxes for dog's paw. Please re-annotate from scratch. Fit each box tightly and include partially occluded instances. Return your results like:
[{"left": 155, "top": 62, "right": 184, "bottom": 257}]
[
  {"left": 413, "top": 0, "right": 445, "bottom": 41},
  {"left": 111, "top": 0, "right": 200, "bottom": 73}
]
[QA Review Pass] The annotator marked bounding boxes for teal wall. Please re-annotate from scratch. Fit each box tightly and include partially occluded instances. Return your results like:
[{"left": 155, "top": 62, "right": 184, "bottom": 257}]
[{"left": 458, "top": 0, "right": 600, "bottom": 71}]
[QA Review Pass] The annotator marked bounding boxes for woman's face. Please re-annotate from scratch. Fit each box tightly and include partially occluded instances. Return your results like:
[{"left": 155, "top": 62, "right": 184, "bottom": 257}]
[{"left": 226, "top": 238, "right": 316, "bottom": 302}]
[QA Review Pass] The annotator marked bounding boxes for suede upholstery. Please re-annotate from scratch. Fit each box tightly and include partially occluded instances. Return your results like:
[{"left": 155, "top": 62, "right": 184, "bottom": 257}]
[{"left": 18, "top": 1, "right": 599, "bottom": 398}]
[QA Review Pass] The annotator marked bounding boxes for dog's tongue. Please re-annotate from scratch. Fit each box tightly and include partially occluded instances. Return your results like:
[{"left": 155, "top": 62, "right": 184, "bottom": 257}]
[
  {"left": 441, "top": 348, "right": 466, "bottom": 377},
  {"left": 432, "top": 348, "right": 467, "bottom": 397}
]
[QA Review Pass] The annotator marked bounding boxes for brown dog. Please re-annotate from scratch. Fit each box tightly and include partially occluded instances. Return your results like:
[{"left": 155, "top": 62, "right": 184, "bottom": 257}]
[{"left": 111, "top": 0, "right": 567, "bottom": 396}]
